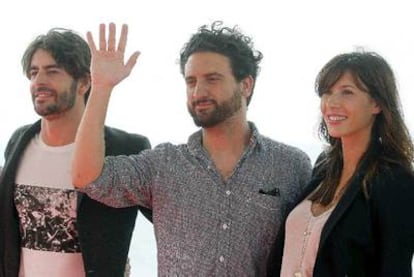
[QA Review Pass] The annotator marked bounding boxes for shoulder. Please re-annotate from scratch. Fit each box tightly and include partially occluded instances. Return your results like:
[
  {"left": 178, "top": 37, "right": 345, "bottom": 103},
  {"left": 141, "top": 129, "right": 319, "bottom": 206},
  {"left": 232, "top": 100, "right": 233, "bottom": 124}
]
[
  {"left": 10, "top": 124, "right": 31, "bottom": 137},
  {"left": 5, "top": 122, "right": 40, "bottom": 156},
  {"left": 257, "top": 136, "right": 313, "bottom": 188},
  {"left": 369, "top": 165, "right": 414, "bottom": 245},
  {"left": 103, "top": 126, "right": 151, "bottom": 156},
  {"left": 8, "top": 122, "right": 39, "bottom": 141},
  {"left": 370, "top": 164, "right": 414, "bottom": 212},
  {"left": 373, "top": 165, "right": 414, "bottom": 192},
  {"left": 259, "top": 135, "right": 311, "bottom": 165},
  {"left": 151, "top": 142, "right": 185, "bottom": 157},
  {"left": 104, "top": 126, "right": 149, "bottom": 142}
]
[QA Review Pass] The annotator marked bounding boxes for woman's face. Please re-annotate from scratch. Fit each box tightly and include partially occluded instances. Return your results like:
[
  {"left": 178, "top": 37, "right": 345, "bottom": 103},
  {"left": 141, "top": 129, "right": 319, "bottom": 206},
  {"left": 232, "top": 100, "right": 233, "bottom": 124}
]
[{"left": 320, "top": 71, "right": 381, "bottom": 144}]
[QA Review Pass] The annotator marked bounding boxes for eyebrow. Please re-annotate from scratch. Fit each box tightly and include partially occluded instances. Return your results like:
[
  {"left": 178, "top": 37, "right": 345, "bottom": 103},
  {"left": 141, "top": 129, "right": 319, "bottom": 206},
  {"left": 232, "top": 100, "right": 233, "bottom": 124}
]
[
  {"left": 331, "top": 84, "right": 357, "bottom": 91},
  {"left": 185, "top": 72, "right": 224, "bottom": 81},
  {"left": 29, "top": 64, "right": 62, "bottom": 71},
  {"left": 205, "top": 72, "right": 224, "bottom": 78}
]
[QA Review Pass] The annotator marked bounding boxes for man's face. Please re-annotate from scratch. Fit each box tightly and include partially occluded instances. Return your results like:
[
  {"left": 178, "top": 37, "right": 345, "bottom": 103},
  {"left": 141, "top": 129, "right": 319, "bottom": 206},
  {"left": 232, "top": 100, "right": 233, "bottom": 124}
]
[
  {"left": 184, "top": 52, "right": 244, "bottom": 128},
  {"left": 29, "top": 49, "right": 79, "bottom": 119}
]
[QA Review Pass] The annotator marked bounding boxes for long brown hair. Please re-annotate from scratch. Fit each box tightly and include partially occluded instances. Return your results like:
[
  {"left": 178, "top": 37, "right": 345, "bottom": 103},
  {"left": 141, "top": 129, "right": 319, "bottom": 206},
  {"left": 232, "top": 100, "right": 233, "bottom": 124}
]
[{"left": 310, "top": 51, "right": 414, "bottom": 205}]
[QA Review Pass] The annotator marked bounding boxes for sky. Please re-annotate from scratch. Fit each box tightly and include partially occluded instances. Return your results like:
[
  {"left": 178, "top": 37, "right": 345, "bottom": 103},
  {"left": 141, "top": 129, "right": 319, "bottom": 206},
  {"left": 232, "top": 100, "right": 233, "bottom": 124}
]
[{"left": 1, "top": 0, "right": 413, "bottom": 275}]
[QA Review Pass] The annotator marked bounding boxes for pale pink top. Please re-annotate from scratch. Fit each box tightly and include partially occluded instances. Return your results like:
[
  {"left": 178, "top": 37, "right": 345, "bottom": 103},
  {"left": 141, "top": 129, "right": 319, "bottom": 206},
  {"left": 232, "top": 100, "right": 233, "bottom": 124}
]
[{"left": 280, "top": 200, "right": 334, "bottom": 277}]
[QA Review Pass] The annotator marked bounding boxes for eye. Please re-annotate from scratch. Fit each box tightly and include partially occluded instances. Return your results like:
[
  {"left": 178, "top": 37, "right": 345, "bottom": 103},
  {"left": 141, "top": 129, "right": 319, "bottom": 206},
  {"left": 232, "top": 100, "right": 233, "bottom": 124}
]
[
  {"left": 28, "top": 70, "right": 38, "bottom": 79},
  {"left": 208, "top": 77, "right": 219, "bottom": 81},
  {"left": 47, "top": 69, "right": 60, "bottom": 75},
  {"left": 207, "top": 76, "right": 220, "bottom": 83},
  {"left": 320, "top": 90, "right": 332, "bottom": 97},
  {"left": 185, "top": 78, "right": 196, "bottom": 88},
  {"left": 342, "top": 89, "right": 354, "bottom": 95}
]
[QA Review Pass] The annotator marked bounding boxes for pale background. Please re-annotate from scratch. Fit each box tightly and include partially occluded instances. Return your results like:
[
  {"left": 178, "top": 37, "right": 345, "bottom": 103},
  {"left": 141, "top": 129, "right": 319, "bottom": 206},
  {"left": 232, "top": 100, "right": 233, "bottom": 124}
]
[{"left": 1, "top": 0, "right": 413, "bottom": 275}]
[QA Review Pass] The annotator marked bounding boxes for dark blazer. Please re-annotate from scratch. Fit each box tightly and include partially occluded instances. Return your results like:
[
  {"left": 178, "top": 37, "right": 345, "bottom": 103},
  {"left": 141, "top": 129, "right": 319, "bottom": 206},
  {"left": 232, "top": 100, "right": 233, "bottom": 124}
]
[
  {"left": 0, "top": 120, "right": 153, "bottom": 277},
  {"left": 274, "top": 160, "right": 414, "bottom": 277}
]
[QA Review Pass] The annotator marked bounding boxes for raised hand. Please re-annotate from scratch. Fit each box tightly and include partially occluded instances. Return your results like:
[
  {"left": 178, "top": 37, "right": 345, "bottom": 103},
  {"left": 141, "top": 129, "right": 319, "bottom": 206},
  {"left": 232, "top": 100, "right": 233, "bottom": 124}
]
[{"left": 86, "top": 23, "right": 139, "bottom": 90}]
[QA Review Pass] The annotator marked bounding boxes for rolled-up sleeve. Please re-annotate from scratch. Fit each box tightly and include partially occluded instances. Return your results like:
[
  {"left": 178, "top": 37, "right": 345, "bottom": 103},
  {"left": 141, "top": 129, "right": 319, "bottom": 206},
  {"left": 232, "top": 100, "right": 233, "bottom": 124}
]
[{"left": 79, "top": 150, "right": 154, "bottom": 209}]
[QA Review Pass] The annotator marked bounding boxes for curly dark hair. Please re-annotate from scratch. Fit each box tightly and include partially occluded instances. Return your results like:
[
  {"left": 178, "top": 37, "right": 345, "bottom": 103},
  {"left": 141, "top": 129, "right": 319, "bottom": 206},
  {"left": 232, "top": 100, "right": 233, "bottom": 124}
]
[
  {"left": 179, "top": 21, "right": 263, "bottom": 106},
  {"left": 21, "top": 28, "right": 91, "bottom": 102}
]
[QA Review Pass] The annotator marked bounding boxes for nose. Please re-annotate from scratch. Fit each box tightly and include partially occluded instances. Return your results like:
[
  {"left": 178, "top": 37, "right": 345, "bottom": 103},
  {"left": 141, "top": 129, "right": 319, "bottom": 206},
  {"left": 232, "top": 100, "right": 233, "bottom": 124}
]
[
  {"left": 325, "top": 93, "right": 341, "bottom": 107},
  {"left": 31, "top": 70, "right": 48, "bottom": 85},
  {"left": 191, "top": 80, "right": 208, "bottom": 98}
]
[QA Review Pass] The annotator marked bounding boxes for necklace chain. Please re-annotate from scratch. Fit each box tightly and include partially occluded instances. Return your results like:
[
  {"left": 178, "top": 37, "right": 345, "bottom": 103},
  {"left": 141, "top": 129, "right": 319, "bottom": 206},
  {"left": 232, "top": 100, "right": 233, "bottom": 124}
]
[
  {"left": 294, "top": 208, "right": 313, "bottom": 277},
  {"left": 294, "top": 183, "right": 348, "bottom": 277}
]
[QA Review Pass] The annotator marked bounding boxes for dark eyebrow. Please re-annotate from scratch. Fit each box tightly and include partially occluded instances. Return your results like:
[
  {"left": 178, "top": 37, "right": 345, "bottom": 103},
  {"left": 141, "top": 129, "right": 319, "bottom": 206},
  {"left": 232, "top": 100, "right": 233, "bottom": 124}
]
[
  {"left": 205, "top": 72, "right": 223, "bottom": 78},
  {"left": 184, "top": 76, "right": 195, "bottom": 82},
  {"left": 185, "top": 72, "right": 224, "bottom": 82},
  {"left": 341, "top": 85, "right": 356, "bottom": 89},
  {"left": 29, "top": 64, "right": 62, "bottom": 71}
]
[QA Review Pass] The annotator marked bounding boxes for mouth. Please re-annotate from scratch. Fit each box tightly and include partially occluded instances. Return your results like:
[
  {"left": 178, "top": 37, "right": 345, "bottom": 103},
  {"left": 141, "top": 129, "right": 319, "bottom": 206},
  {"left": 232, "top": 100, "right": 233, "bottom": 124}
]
[
  {"left": 193, "top": 99, "right": 215, "bottom": 110},
  {"left": 327, "top": 115, "right": 347, "bottom": 122},
  {"left": 33, "top": 87, "right": 55, "bottom": 100},
  {"left": 35, "top": 91, "right": 53, "bottom": 97}
]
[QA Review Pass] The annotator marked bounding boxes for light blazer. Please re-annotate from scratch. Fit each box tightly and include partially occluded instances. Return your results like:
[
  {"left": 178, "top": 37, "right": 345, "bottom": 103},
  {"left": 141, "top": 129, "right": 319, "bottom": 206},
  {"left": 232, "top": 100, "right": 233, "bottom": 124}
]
[{"left": 0, "top": 120, "right": 152, "bottom": 277}]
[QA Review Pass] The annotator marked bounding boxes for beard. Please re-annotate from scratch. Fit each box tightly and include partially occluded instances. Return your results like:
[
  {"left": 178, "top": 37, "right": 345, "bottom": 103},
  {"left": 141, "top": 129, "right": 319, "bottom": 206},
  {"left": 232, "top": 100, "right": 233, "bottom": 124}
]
[
  {"left": 32, "top": 80, "right": 78, "bottom": 117},
  {"left": 188, "top": 88, "right": 242, "bottom": 128}
]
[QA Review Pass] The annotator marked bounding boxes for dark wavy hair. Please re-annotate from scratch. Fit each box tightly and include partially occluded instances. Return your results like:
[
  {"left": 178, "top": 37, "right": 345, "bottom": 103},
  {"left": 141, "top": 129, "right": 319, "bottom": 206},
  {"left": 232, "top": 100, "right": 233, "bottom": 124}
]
[
  {"left": 179, "top": 21, "right": 263, "bottom": 106},
  {"left": 311, "top": 51, "right": 414, "bottom": 205},
  {"left": 21, "top": 28, "right": 91, "bottom": 102}
]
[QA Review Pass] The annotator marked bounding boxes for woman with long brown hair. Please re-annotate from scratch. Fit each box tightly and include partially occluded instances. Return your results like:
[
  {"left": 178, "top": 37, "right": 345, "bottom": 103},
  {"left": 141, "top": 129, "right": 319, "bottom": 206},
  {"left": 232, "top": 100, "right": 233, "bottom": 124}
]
[{"left": 280, "top": 51, "right": 414, "bottom": 276}]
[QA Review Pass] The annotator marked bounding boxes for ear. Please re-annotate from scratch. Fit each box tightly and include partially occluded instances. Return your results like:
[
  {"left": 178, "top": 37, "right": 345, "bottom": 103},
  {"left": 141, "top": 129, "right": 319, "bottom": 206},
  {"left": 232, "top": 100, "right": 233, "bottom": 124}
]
[
  {"left": 371, "top": 100, "right": 382, "bottom": 115},
  {"left": 78, "top": 75, "right": 91, "bottom": 96},
  {"left": 240, "top": 75, "right": 254, "bottom": 98}
]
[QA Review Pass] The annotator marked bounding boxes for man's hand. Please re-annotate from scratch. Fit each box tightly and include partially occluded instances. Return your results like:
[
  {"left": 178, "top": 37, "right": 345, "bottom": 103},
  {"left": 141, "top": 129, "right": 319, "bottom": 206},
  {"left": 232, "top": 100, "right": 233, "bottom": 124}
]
[
  {"left": 87, "top": 23, "right": 139, "bottom": 90},
  {"left": 73, "top": 23, "right": 138, "bottom": 188}
]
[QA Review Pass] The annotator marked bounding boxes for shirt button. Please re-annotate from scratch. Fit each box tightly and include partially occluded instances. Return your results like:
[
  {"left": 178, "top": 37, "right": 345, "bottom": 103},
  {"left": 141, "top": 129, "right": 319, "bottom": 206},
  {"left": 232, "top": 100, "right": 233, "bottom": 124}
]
[
  {"left": 225, "top": 190, "right": 231, "bottom": 196},
  {"left": 222, "top": 223, "right": 228, "bottom": 230},
  {"left": 219, "top": 256, "right": 224, "bottom": 262}
]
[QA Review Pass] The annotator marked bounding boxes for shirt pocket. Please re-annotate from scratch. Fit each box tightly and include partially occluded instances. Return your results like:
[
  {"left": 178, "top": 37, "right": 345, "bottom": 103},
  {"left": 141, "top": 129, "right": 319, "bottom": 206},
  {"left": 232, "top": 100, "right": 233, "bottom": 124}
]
[
  {"left": 244, "top": 188, "right": 282, "bottom": 211},
  {"left": 237, "top": 188, "right": 283, "bottom": 238}
]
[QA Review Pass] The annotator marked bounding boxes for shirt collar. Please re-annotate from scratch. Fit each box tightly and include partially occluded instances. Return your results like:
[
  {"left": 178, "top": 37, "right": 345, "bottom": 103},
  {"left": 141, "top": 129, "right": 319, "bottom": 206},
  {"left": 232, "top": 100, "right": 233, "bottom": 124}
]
[{"left": 187, "top": 122, "right": 264, "bottom": 158}]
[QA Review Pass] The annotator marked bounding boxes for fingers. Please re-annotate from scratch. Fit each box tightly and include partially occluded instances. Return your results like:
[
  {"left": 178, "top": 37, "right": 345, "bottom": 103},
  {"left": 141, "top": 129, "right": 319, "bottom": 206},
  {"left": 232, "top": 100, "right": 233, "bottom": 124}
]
[
  {"left": 86, "top": 31, "right": 97, "bottom": 52},
  {"left": 108, "top": 23, "right": 116, "bottom": 52},
  {"left": 94, "top": 23, "right": 128, "bottom": 53},
  {"left": 118, "top": 24, "right": 128, "bottom": 53},
  {"left": 99, "top": 23, "right": 106, "bottom": 51},
  {"left": 125, "top": 51, "right": 140, "bottom": 74}
]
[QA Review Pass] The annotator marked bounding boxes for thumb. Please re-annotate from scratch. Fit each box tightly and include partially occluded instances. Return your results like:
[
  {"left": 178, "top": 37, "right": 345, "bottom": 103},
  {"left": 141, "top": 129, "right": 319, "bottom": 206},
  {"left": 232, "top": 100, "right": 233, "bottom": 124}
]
[{"left": 125, "top": 51, "right": 140, "bottom": 75}]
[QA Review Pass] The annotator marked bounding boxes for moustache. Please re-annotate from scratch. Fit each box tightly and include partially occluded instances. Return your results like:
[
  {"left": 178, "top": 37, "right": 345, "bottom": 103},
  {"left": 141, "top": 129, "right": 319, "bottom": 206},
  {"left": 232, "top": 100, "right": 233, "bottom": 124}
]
[
  {"left": 192, "top": 99, "right": 216, "bottom": 106},
  {"left": 35, "top": 87, "right": 55, "bottom": 93}
]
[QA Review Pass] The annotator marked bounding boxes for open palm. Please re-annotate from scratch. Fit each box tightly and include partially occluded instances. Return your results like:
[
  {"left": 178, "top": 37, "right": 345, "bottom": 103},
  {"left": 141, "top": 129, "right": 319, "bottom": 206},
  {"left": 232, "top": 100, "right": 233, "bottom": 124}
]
[{"left": 87, "top": 23, "right": 139, "bottom": 90}]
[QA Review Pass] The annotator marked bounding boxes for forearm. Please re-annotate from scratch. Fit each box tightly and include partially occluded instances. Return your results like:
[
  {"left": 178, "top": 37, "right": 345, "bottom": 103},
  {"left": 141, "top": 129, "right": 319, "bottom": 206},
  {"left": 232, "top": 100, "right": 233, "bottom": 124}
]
[
  {"left": 73, "top": 23, "right": 138, "bottom": 188},
  {"left": 72, "top": 86, "right": 112, "bottom": 188}
]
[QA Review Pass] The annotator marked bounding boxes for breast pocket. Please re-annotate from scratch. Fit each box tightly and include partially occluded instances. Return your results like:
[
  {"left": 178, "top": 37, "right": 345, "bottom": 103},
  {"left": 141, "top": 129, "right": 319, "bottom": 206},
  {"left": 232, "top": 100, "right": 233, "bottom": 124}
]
[
  {"left": 236, "top": 188, "right": 283, "bottom": 243},
  {"left": 245, "top": 189, "right": 282, "bottom": 211}
]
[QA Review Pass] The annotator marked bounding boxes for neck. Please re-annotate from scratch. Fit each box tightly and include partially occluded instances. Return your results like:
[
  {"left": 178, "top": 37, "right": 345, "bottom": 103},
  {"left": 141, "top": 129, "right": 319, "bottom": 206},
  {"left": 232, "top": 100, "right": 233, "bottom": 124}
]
[
  {"left": 202, "top": 118, "right": 251, "bottom": 156},
  {"left": 340, "top": 134, "right": 371, "bottom": 185},
  {"left": 341, "top": 135, "right": 370, "bottom": 170},
  {"left": 40, "top": 105, "right": 85, "bottom": 146},
  {"left": 201, "top": 118, "right": 251, "bottom": 181}
]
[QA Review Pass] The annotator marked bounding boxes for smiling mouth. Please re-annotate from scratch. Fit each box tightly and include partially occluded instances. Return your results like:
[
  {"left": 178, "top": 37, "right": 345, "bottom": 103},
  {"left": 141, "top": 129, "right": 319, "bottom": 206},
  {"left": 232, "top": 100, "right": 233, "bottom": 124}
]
[
  {"left": 35, "top": 92, "right": 53, "bottom": 97},
  {"left": 193, "top": 99, "right": 215, "bottom": 109},
  {"left": 327, "top": 115, "right": 347, "bottom": 121}
]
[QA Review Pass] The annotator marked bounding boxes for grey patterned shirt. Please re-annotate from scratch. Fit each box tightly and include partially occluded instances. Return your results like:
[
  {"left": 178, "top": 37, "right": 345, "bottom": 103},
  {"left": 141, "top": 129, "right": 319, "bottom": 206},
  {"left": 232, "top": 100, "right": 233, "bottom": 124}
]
[{"left": 81, "top": 123, "right": 312, "bottom": 276}]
